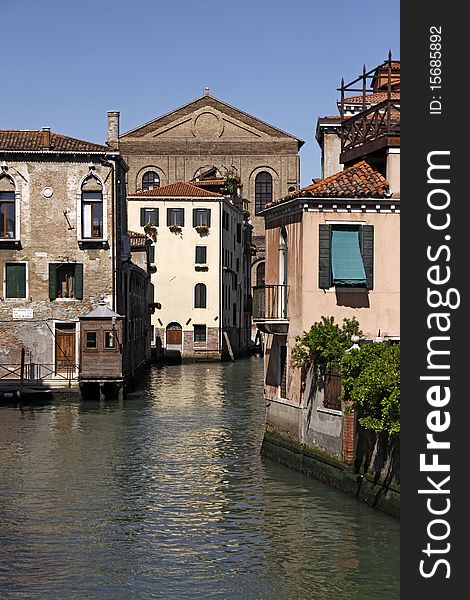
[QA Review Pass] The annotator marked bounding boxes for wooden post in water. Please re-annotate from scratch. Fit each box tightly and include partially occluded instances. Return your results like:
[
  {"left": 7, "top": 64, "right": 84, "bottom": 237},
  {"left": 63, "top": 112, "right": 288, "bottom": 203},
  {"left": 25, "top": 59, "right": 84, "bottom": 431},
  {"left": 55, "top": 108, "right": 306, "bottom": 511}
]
[{"left": 20, "top": 348, "right": 25, "bottom": 387}]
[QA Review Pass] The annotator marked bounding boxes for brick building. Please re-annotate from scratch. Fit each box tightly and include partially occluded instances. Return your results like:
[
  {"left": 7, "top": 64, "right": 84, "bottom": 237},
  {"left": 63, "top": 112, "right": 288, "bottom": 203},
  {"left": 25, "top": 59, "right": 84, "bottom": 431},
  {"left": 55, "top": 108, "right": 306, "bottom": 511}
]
[{"left": 0, "top": 123, "right": 152, "bottom": 393}]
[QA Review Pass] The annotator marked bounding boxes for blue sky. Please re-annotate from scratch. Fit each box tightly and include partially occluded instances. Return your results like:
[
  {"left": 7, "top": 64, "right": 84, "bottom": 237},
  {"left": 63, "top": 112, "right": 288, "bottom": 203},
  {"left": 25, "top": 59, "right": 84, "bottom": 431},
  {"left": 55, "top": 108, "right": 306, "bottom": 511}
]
[{"left": 3, "top": 0, "right": 399, "bottom": 185}]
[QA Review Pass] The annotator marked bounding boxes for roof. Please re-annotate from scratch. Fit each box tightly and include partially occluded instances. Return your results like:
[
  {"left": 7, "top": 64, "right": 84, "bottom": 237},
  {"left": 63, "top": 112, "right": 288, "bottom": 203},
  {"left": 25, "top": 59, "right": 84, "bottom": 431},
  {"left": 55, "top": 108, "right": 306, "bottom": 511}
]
[
  {"left": 120, "top": 94, "right": 304, "bottom": 148},
  {"left": 130, "top": 181, "right": 224, "bottom": 198},
  {"left": 342, "top": 91, "right": 400, "bottom": 105},
  {"left": 266, "top": 161, "right": 389, "bottom": 208},
  {"left": 0, "top": 130, "right": 108, "bottom": 152},
  {"left": 82, "top": 298, "right": 122, "bottom": 319}
]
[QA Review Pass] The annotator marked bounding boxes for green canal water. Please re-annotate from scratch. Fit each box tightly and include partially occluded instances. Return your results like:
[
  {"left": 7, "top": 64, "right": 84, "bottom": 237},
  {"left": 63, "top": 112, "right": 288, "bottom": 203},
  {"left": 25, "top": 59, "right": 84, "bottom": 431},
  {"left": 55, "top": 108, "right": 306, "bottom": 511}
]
[{"left": 0, "top": 357, "right": 399, "bottom": 599}]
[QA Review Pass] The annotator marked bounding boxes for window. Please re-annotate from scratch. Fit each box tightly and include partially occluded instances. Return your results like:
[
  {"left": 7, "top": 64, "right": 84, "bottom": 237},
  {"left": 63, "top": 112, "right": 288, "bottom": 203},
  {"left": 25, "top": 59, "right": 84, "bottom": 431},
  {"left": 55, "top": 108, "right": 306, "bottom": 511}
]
[
  {"left": 49, "top": 263, "right": 83, "bottom": 299},
  {"left": 104, "top": 331, "right": 116, "bottom": 349},
  {"left": 256, "top": 262, "right": 265, "bottom": 286},
  {"left": 142, "top": 171, "right": 160, "bottom": 191},
  {"left": 167, "top": 207, "right": 184, "bottom": 227},
  {"left": 149, "top": 244, "right": 156, "bottom": 264},
  {"left": 5, "top": 263, "right": 26, "bottom": 298},
  {"left": 86, "top": 332, "right": 97, "bottom": 349},
  {"left": 319, "top": 224, "right": 374, "bottom": 289},
  {"left": 193, "top": 324, "right": 207, "bottom": 343},
  {"left": 195, "top": 246, "right": 207, "bottom": 264},
  {"left": 81, "top": 176, "right": 104, "bottom": 239},
  {"left": 140, "top": 207, "right": 159, "bottom": 226},
  {"left": 0, "top": 191, "right": 16, "bottom": 239},
  {"left": 193, "top": 208, "right": 211, "bottom": 227},
  {"left": 194, "top": 283, "right": 207, "bottom": 308},
  {"left": 255, "top": 171, "right": 273, "bottom": 214},
  {"left": 236, "top": 223, "right": 242, "bottom": 243}
]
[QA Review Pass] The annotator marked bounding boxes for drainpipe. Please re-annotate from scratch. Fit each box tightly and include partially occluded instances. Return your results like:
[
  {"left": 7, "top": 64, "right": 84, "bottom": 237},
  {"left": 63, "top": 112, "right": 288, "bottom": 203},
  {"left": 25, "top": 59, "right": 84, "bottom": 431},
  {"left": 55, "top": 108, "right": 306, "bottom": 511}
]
[{"left": 100, "top": 156, "right": 116, "bottom": 311}]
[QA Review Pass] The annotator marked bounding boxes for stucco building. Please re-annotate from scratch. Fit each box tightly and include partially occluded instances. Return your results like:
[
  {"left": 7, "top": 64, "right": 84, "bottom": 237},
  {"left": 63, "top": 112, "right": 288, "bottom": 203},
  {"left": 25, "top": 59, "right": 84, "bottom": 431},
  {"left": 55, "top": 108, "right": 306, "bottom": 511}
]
[
  {"left": 0, "top": 122, "right": 152, "bottom": 394},
  {"left": 127, "top": 180, "right": 249, "bottom": 360}
]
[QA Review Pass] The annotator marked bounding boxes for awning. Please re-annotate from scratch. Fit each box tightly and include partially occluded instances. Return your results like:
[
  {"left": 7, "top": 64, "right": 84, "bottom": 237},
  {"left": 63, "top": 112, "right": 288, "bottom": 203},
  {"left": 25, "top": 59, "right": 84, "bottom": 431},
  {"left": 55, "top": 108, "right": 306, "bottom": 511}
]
[{"left": 331, "top": 226, "right": 366, "bottom": 285}]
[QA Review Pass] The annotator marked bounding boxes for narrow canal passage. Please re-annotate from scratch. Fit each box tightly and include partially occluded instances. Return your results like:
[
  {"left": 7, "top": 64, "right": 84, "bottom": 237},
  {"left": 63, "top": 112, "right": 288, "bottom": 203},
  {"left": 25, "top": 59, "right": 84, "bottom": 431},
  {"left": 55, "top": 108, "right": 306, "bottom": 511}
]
[{"left": 0, "top": 358, "right": 399, "bottom": 599}]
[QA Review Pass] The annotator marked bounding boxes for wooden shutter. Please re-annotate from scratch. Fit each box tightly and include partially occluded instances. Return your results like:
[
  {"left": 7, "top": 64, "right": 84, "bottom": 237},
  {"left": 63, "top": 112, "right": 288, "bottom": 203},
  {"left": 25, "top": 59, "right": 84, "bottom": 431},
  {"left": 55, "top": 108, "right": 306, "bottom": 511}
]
[
  {"left": 153, "top": 209, "right": 159, "bottom": 226},
  {"left": 75, "top": 263, "right": 84, "bottom": 299},
  {"left": 361, "top": 225, "right": 374, "bottom": 289},
  {"left": 318, "top": 224, "right": 332, "bottom": 289},
  {"left": 140, "top": 208, "right": 146, "bottom": 226},
  {"left": 6, "top": 263, "right": 26, "bottom": 298},
  {"left": 192, "top": 209, "right": 198, "bottom": 227},
  {"left": 179, "top": 208, "right": 185, "bottom": 227},
  {"left": 49, "top": 263, "right": 58, "bottom": 299},
  {"left": 206, "top": 209, "right": 211, "bottom": 227}
]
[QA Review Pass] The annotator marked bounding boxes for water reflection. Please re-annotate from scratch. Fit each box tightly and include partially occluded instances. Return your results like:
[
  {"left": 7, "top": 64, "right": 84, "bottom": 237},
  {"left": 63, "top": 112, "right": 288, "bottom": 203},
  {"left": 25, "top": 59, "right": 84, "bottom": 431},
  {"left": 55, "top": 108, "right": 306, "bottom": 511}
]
[{"left": 0, "top": 358, "right": 399, "bottom": 599}]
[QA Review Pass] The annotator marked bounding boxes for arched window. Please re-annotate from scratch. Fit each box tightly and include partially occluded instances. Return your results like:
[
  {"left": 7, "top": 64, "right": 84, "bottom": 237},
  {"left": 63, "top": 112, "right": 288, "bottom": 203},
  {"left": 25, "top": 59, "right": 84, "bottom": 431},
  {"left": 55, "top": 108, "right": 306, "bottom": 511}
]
[
  {"left": 142, "top": 171, "right": 160, "bottom": 191},
  {"left": 256, "top": 262, "right": 265, "bottom": 287},
  {"left": 81, "top": 177, "right": 103, "bottom": 239},
  {"left": 194, "top": 283, "right": 207, "bottom": 308},
  {"left": 255, "top": 171, "right": 273, "bottom": 214},
  {"left": 0, "top": 175, "right": 16, "bottom": 240}
]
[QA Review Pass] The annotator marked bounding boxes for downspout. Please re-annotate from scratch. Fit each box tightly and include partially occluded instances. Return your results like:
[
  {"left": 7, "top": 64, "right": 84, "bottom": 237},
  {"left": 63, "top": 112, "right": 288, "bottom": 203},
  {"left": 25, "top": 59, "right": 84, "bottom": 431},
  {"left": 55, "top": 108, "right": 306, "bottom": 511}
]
[{"left": 100, "top": 156, "right": 116, "bottom": 311}]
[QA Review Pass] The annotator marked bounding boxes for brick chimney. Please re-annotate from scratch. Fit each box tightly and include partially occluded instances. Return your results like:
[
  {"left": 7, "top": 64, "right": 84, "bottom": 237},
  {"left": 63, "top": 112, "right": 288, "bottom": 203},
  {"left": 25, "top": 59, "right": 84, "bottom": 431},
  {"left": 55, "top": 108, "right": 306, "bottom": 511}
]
[
  {"left": 107, "top": 111, "right": 120, "bottom": 150},
  {"left": 41, "top": 127, "right": 51, "bottom": 150}
]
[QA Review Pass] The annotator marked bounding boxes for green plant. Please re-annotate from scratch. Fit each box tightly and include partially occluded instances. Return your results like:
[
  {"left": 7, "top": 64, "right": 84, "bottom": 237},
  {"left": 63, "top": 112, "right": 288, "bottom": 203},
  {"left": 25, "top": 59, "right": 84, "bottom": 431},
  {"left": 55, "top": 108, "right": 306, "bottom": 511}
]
[
  {"left": 195, "top": 224, "right": 209, "bottom": 235},
  {"left": 223, "top": 169, "right": 241, "bottom": 195},
  {"left": 291, "top": 316, "right": 363, "bottom": 373},
  {"left": 144, "top": 222, "right": 158, "bottom": 242},
  {"left": 340, "top": 342, "right": 400, "bottom": 435}
]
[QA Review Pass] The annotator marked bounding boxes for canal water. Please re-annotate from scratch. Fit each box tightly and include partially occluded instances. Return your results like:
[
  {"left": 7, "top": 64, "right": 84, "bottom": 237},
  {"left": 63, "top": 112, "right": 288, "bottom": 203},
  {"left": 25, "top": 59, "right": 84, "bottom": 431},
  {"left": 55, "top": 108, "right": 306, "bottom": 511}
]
[{"left": 0, "top": 357, "right": 399, "bottom": 599}]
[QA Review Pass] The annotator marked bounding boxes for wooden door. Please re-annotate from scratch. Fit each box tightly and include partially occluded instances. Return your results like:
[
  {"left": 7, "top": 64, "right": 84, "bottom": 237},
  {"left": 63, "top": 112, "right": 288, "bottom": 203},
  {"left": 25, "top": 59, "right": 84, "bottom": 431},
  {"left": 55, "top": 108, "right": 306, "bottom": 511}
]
[
  {"left": 166, "top": 327, "right": 182, "bottom": 346},
  {"left": 55, "top": 325, "right": 76, "bottom": 373}
]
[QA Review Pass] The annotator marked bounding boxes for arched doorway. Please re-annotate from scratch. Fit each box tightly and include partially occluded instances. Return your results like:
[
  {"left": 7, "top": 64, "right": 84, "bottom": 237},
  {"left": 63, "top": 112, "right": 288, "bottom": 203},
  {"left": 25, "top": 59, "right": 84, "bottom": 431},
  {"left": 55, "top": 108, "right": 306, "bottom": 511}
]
[{"left": 166, "top": 322, "right": 183, "bottom": 351}]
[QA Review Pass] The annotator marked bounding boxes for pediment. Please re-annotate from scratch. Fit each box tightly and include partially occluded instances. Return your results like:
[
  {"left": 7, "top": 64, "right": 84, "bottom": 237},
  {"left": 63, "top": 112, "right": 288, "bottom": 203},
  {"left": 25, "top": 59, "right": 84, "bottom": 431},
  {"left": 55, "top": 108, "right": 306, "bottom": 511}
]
[{"left": 121, "top": 96, "right": 304, "bottom": 147}]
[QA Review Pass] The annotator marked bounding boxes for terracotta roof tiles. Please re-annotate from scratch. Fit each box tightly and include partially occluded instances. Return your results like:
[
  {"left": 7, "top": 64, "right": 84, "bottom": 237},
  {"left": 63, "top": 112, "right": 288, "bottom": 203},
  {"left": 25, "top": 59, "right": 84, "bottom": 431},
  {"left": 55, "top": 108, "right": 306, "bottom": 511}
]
[
  {"left": 131, "top": 181, "right": 224, "bottom": 198},
  {"left": 0, "top": 130, "right": 108, "bottom": 152},
  {"left": 343, "top": 91, "right": 400, "bottom": 104},
  {"left": 266, "top": 161, "right": 389, "bottom": 208}
]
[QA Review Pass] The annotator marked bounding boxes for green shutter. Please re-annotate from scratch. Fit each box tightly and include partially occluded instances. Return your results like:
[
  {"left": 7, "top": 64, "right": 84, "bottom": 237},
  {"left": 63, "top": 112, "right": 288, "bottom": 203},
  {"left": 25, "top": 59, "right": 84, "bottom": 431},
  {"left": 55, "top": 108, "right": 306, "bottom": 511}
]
[
  {"left": 140, "top": 208, "right": 146, "bottom": 226},
  {"left": 361, "top": 225, "right": 374, "bottom": 289},
  {"left": 193, "top": 209, "right": 197, "bottom": 227},
  {"left": 6, "top": 263, "right": 26, "bottom": 298},
  {"left": 318, "top": 224, "right": 332, "bottom": 289},
  {"left": 331, "top": 226, "right": 366, "bottom": 285},
  {"left": 49, "top": 263, "right": 58, "bottom": 299},
  {"left": 207, "top": 209, "right": 211, "bottom": 227},
  {"left": 180, "top": 208, "right": 185, "bottom": 227},
  {"left": 154, "top": 208, "right": 159, "bottom": 226},
  {"left": 75, "top": 263, "right": 83, "bottom": 299}
]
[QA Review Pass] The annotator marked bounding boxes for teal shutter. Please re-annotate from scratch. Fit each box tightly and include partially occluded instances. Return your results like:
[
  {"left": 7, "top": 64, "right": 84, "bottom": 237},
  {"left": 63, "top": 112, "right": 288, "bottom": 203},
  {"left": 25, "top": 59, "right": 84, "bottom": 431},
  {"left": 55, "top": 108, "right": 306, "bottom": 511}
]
[
  {"left": 75, "top": 263, "right": 84, "bottom": 299},
  {"left": 331, "top": 226, "right": 366, "bottom": 285},
  {"left": 49, "top": 263, "right": 58, "bottom": 299},
  {"left": 6, "top": 264, "right": 26, "bottom": 298},
  {"left": 318, "top": 224, "right": 332, "bottom": 289},
  {"left": 361, "top": 225, "right": 374, "bottom": 289}
]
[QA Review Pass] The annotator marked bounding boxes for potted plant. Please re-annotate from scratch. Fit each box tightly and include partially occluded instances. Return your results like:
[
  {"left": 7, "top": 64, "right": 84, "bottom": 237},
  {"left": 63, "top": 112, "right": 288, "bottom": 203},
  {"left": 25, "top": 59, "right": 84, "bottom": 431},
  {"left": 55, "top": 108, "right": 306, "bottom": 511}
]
[
  {"left": 195, "top": 224, "right": 210, "bottom": 236},
  {"left": 169, "top": 224, "right": 182, "bottom": 234},
  {"left": 144, "top": 223, "right": 158, "bottom": 242}
]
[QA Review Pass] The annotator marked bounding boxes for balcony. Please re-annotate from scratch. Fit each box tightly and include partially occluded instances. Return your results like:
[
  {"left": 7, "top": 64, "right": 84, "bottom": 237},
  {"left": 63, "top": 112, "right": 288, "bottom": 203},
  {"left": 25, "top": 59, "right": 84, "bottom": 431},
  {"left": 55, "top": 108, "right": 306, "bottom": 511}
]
[
  {"left": 252, "top": 285, "right": 289, "bottom": 335},
  {"left": 340, "top": 99, "right": 400, "bottom": 164}
]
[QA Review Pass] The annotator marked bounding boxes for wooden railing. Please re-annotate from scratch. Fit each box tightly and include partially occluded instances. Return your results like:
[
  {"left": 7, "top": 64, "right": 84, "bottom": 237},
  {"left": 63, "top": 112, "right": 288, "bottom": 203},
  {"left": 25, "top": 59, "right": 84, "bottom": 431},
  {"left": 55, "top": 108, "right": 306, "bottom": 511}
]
[
  {"left": 0, "top": 363, "right": 79, "bottom": 386},
  {"left": 341, "top": 99, "right": 400, "bottom": 154}
]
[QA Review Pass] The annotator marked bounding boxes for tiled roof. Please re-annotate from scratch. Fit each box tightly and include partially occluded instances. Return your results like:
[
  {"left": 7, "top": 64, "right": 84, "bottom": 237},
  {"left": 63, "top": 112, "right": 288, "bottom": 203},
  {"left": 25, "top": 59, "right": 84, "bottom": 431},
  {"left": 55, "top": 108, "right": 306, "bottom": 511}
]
[
  {"left": 0, "top": 130, "right": 108, "bottom": 152},
  {"left": 266, "top": 161, "right": 389, "bottom": 208},
  {"left": 131, "top": 181, "right": 224, "bottom": 198},
  {"left": 343, "top": 91, "right": 400, "bottom": 104},
  {"left": 192, "top": 178, "right": 225, "bottom": 186}
]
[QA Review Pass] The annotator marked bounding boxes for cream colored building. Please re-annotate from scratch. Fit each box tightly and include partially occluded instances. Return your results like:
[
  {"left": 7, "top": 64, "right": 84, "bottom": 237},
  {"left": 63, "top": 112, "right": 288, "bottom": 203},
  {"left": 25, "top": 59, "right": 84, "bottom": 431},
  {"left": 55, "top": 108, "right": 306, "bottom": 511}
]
[{"left": 127, "top": 181, "right": 248, "bottom": 360}]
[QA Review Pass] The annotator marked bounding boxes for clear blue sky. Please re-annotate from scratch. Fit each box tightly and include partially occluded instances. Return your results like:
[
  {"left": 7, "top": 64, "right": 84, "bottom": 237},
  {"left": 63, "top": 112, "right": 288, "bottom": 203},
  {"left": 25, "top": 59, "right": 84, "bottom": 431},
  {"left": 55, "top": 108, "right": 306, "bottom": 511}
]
[{"left": 3, "top": 0, "right": 399, "bottom": 186}]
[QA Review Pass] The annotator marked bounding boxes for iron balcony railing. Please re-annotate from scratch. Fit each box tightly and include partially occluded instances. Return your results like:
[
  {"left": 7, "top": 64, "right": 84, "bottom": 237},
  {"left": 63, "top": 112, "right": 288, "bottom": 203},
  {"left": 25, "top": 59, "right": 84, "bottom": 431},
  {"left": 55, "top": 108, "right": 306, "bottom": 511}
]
[{"left": 252, "top": 285, "right": 288, "bottom": 320}]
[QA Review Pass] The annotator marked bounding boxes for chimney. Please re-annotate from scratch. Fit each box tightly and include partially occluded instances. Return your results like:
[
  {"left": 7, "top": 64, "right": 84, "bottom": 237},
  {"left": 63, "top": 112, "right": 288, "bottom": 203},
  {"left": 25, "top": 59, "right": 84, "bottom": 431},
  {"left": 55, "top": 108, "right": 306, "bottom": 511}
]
[
  {"left": 41, "top": 127, "right": 51, "bottom": 150},
  {"left": 107, "top": 111, "right": 120, "bottom": 150},
  {"left": 204, "top": 87, "right": 210, "bottom": 96}
]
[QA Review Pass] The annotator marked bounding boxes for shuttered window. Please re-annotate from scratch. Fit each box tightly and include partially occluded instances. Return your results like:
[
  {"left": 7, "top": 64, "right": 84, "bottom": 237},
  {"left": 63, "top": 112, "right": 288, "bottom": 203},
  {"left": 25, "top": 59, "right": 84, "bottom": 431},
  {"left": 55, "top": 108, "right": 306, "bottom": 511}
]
[
  {"left": 5, "top": 263, "right": 26, "bottom": 298},
  {"left": 194, "top": 283, "right": 207, "bottom": 308},
  {"left": 193, "top": 208, "right": 211, "bottom": 227},
  {"left": 49, "top": 263, "right": 83, "bottom": 299},
  {"left": 0, "top": 191, "right": 16, "bottom": 239},
  {"left": 195, "top": 246, "right": 207, "bottom": 264},
  {"left": 318, "top": 224, "right": 374, "bottom": 289},
  {"left": 167, "top": 208, "right": 184, "bottom": 227},
  {"left": 140, "top": 207, "right": 159, "bottom": 226}
]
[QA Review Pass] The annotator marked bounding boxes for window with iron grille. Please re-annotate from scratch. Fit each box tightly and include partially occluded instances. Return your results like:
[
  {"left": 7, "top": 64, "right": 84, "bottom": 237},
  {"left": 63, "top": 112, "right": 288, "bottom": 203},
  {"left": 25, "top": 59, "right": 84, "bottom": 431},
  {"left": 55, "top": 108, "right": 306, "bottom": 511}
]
[
  {"left": 255, "top": 172, "right": 273, "bottom": 214},
  {"left": 142, "top": 171, "right": 160, "bottom": 190},
  {"left": 193, "top": 324, "right": 207, "bottom": 343}
]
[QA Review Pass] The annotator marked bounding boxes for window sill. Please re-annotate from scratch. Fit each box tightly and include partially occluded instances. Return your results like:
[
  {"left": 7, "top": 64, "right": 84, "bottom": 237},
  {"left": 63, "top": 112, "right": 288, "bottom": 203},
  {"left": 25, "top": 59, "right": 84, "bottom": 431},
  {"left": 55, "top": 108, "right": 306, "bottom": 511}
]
[
  {"left": 195, "top": 265, "right": 209, "bottom": 271},
  {"left": 78, "top": 239, "right": 109, "bottom": 249},
  {"left": 317, "top": 407, "right": 342, "bottom": 416},
  {"left": 53, "top": 298, "right": 79, "bottom": 301},
  {"left": 0, "top": 239, "right": 22, "bottom": 249}
]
